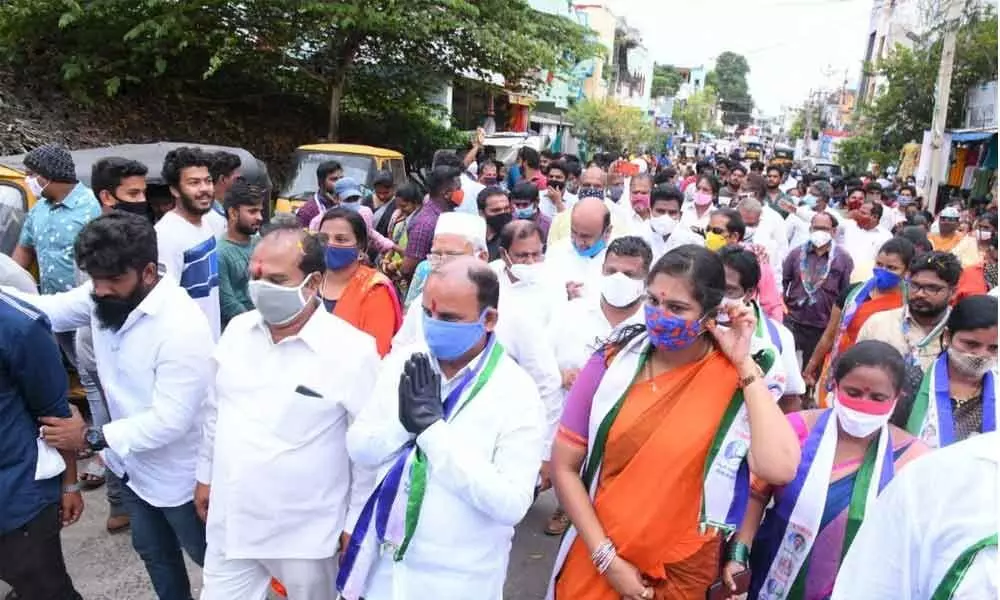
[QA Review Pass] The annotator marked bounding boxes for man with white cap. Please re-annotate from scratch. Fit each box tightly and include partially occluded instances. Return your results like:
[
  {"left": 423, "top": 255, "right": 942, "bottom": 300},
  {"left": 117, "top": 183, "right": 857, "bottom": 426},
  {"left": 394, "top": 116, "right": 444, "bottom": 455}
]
[
  {"left": 929, "top": 205, "right": 978, "bottom": 260},
  {"left": 393, "top": 212, "right": 562, "bottom": 482}
]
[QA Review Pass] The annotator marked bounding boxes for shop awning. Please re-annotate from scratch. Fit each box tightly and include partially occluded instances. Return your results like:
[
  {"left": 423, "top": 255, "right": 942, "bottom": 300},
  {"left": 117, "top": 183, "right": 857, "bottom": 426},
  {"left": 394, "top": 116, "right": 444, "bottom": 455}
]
[{"left": 948, "top": 128, "right": 997, "bottom": 142}]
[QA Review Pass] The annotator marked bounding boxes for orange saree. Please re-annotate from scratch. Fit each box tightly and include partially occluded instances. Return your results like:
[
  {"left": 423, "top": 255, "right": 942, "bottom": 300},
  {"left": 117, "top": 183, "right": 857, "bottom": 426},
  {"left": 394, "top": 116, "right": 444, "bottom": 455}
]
[
  {"left": 331, "top": 264, "right": 402, "bottom": 356},
  {"left": 554, "top": 351, "right": 739, "bottom": 600}
]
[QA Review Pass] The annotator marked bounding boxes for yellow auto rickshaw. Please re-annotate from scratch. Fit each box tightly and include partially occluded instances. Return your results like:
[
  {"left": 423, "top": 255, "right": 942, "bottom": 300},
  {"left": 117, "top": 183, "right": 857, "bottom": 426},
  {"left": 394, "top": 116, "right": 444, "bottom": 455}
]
[
  {"left": 274, "top": 144, "right": 408, "bottom": 214},
  {"left": 744, "top": 141, "right": 764, "bottom": 162},
  {"left": 769, "top": 144, "right": 794, "bottom": 170}
]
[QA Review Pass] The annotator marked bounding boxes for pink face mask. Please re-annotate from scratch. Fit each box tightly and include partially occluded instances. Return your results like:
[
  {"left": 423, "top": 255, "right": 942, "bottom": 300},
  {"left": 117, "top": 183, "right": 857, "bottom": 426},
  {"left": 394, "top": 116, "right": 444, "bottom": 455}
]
[
  {"left": 631, "top": 192, "right": 651, "bottom": 211},
  {"left": 694, "top": 192, "right": 714, "bottom": 207}
]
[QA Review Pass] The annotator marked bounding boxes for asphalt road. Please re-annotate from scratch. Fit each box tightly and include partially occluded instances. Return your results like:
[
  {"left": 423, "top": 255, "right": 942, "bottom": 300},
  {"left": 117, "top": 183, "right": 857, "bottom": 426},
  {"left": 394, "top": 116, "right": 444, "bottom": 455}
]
[{"left": 0, "top": 476, "right": 562, "bottom": 600}]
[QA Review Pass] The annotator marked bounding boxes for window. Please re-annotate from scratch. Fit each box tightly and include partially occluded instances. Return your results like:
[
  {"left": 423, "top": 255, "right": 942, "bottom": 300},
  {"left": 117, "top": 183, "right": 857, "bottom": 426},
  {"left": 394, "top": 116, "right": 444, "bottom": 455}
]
[{"left": 0, "top": 182, "right": 27, "bottom": 256}]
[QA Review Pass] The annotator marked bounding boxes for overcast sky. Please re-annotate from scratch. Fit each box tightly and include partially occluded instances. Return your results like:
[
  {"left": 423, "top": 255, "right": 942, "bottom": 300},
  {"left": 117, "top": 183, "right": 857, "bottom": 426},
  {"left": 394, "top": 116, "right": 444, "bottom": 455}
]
[{"left": 607, "top": 0, "right": 873, "bottom": 115}]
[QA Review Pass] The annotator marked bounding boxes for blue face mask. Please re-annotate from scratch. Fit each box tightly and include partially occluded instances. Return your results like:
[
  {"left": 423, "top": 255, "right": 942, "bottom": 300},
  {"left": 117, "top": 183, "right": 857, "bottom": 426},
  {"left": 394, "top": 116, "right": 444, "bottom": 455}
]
[
  {"left": 609, "top": 184, "right": 624, "bottom": 203},
  {"left": 801, "top": 194, "right": 818, "bottom": 208},
  {"left": 325, "top": 245, "right": 358, "bottom": 270},
  {"left": 422, "top": 311, "right": 487, "bottom": 360},
  {"left": 575, "top": 236, "right": 607, "bottom": 258},
  {"left": 341, "top": 200, "right": 361, "bottom": 212},
  {"left": 872, "top": 266, "right": 902, "bottom": 291},
  {"left": 578, "top": 187, "right": 604, "bottom": 200},
  {"left": 514, "top": 206, "right": 537, "bottom": 219}
]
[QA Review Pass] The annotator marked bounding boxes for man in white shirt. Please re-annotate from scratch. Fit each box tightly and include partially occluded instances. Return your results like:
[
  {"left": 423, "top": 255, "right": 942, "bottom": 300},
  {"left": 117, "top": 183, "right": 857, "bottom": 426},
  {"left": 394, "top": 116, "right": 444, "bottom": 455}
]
[
  {"left": 544, "top": 236, "right": 649, "bottom": 535},
  {"left": 156, "top": 146, "right": 222, "bottom": 339},
  {"left": 620, "top": 172, "right": 654, "bottom": 234},
  {"left": 832, "top": 432, "right": 998, "bottom": 599},
  {"left": 490, "top": 220, "right": 554, "bottom": 328},
  {"left": 784, "top": 180, "right": 840, "bottom": 250},
  {"left": 738, "top": 196, "right": 787, "bottom": 282},
  {"left": 545, "top": 197, "right": 612, "bottom": 303},
  {"left": 842, "top": 199, "right": 893, "bottom": 281},
  {"left": 196, "top": 224, "right": 379, "bottom": 600},
  {"left": 394, "top": 215, "right": 563, "bottom": 481},
  {"left": 644, "top": 185, "right": 704, "bottom": 260},
  {"left": 19, "top": 212, "right": 213, "bottom": 600},
  {"left": 718, "top": 245, "right": 806, "bottom": 411},
  {"left": 339, "top": 258, "right": 544, "bottom": 600}
]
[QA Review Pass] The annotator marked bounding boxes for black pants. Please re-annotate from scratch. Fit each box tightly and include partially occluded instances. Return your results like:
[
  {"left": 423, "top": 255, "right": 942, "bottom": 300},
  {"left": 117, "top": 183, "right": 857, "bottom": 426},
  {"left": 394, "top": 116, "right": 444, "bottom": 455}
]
[
  {"left": 786, "top": 320, "right": 825, "bottom": 368},
  {"left": 0, "top": 503, "right": 82, "bottom": 600}
]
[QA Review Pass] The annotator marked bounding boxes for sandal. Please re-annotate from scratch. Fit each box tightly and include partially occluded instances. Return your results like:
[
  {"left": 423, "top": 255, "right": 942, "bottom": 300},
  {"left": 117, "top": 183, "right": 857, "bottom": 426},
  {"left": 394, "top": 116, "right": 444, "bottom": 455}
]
[
  {"left": 544, "top": 507, "right": 571, "bottom": 536},
  {"left": 79, "top": 466, "right": 106, "bottom": 490}
]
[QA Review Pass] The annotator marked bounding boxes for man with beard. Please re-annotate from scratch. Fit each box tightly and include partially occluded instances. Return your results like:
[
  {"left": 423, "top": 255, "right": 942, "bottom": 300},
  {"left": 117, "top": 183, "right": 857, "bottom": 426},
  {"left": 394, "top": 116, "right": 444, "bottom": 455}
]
[
  {"left": 218, "top": 178, "right": 264, "bottom": 330},
  {"left": 156, "top": 146, "right": 222, "bottom": 339},
  {"left": 296, "top": 160, "right": 343, "bottom": 228},
  {"left": 858, "top": 251, "right": 962, "bottom": 372},
  {"left": 764, "top": 165, "right": 789, "bottom": 218},
  {"left": 6, "top": 212, "right": 214, "bottom": 600}
]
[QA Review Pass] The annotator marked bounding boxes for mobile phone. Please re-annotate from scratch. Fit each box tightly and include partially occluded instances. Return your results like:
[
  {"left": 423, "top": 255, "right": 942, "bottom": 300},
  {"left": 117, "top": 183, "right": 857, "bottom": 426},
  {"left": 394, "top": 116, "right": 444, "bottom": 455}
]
[{"left": 705, "top": 568, "right": 750, "bottom": 600}]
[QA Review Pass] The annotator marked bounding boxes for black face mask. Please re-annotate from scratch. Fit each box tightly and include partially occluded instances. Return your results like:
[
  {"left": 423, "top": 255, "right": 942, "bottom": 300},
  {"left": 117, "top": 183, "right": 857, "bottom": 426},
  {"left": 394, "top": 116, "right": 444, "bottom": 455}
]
[
  {"left": 92, "top": 283, "right": 149, "bottom": 331},
  {"left": 114, "top": 200, "right": 151, "bottom": 219},
  {"left": 485, "top": 212, "right": 513, "bottom": 235}
]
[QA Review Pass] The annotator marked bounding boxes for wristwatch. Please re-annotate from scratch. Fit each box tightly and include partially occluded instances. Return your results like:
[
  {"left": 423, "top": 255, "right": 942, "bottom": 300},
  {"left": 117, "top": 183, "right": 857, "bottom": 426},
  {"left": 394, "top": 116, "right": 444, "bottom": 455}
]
[{"left": 85, "top": 426, "right": 108, "bottom": 452}]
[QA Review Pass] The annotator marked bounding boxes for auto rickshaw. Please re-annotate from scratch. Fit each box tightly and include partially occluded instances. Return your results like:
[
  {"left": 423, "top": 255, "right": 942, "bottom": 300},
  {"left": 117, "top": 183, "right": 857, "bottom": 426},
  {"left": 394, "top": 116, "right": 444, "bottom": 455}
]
[
  {"left": 743, "top": 141, "right": 764, "bottom": 162},
  {"left": 769, "top": 144, "right": 794, "bottom": 170},
  {"left": 274, "top": 143, "right": 408, "bottom": 214}
]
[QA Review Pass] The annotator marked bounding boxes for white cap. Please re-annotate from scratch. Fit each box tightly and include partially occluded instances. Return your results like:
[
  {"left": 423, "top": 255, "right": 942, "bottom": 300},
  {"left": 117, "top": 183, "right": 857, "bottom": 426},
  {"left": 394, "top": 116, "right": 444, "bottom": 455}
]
[
  {"left": 940, "top": 206, "right": 961, "bottom": 219},
  {"left": 434, "top": 212, "right": 488, "bottom": 252}
]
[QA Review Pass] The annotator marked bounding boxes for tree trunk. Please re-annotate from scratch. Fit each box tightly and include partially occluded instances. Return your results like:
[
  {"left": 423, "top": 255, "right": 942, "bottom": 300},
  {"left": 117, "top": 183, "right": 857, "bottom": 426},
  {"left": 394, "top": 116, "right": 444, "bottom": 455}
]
[{"left": 327, "top": 78, "right": 344, "bottom": 141}]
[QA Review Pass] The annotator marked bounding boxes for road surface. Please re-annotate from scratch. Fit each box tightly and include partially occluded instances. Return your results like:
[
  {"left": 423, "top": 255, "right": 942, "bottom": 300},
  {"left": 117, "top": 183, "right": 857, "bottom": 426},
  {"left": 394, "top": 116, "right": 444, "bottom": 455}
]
[{"left": 0, "top": 476, "right": 562, "bottom": 599}]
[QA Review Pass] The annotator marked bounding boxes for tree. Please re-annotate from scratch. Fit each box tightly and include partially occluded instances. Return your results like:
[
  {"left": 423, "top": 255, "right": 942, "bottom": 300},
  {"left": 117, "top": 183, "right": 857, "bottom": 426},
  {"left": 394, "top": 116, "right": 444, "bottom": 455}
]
[
  {"left": 651, "top": 64, "right": 684, "bottom": 98},
  {"left": 709, "top": 51, "right": 754, "bottom": 126},
  {"left": 567, "top": 99, "right": 657, "bottom": 153},
  {"left": 672, "top": 87, "right": 717, "bottom": 138},
  {"left": 847, "top": 6, "right": 997, "bottom": 171},
  {"left": 0, "top": 0, "right": 598, "bottom": 140}
]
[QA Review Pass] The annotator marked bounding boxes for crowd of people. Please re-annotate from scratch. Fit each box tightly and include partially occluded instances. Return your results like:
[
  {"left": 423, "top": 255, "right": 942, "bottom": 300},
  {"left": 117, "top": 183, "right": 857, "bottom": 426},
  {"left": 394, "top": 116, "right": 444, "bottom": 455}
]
[{"left": 0, "top": 141, "right": 996, "bottom": 600}]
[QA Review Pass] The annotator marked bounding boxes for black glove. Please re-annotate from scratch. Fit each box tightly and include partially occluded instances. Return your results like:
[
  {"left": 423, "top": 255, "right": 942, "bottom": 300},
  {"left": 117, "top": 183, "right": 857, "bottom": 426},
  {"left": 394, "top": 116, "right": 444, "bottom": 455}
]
[{"left": 398, "top": 353, "right": 443, "bottom": 435}]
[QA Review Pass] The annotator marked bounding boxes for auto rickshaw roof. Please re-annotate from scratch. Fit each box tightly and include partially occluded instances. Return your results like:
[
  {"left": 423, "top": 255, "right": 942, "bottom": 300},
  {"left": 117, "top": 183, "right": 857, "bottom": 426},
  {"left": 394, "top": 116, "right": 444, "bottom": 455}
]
[
  {"left": 295, "top": 143, "right": 403, "bottom": 159},
  {"left": 0, "top": 142, "right": 270, "bottom": 188}
]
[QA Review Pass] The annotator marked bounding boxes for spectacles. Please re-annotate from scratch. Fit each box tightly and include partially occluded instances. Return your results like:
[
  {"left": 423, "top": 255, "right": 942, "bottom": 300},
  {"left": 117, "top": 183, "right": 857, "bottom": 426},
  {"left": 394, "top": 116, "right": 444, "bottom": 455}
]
[
  {"left": 707, "top": 226, "right": 728, "bottom": 235},
  {"left": 428, "top": 251, "right": 466, "bottom": 266},
  {"left": 908, "top": 280, "right": 948, "bottom": 295}
]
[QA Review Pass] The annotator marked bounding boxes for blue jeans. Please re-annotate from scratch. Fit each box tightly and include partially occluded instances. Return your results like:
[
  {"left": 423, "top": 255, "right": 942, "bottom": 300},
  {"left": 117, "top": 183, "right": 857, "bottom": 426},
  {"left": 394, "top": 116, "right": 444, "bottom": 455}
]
[
  {"left": 81, "top": 368, "right": 126, "bottom": 517},
  {"left": 120, "top": 484, "right": 206, "bottom": 600}
]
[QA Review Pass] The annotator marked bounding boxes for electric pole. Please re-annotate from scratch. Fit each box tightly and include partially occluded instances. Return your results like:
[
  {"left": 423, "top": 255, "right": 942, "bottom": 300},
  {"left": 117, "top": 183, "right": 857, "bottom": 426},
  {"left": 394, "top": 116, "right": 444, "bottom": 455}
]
[
  {"left": 922, "top": 0, "right": 965, "bottom": 212},
  {"left": 803, "top": 90, "right": 813, "bottom": 158}
]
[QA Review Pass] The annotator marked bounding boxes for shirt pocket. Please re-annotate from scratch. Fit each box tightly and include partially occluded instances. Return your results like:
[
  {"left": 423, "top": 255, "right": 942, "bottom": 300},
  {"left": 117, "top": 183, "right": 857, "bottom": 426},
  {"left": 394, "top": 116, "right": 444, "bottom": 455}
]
[{"left": 264, "top": 385, "right": 346, "bottom": 448}]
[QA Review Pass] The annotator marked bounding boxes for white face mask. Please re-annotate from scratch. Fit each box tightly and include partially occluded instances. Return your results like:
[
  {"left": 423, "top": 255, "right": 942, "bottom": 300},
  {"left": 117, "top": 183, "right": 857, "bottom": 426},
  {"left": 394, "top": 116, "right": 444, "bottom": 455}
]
[
  {"left": 601, "top": 272, "right": 645, "bottom": 308},
  {"left": 650, "top": 214, "right": 678, "bottom": 236},
  {"left": 26, "top": 175, "right": 47, "bottom": 198},
  {"left": 508, "top": 262, "right": 543, "bottom": 285},
  {"left": 718, "top": 196, "right": 732, "bottom": 207},
  {"left": 975, "top": 229, "right": 993, "bottom": 241},
  {"left": 809, "top": 230, "right": 832, "bottom": 248},
  {"left": 833, "top": 395, "right": 894, "bottom": 438}
]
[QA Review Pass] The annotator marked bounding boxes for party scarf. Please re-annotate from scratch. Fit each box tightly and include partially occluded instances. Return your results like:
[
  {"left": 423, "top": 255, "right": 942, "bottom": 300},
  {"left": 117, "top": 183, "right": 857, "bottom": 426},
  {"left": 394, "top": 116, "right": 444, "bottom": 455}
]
[
  {"left": 906, "top": 352, "right": 997, "bottom": 448},
  {"left": 755, "top": 410, "right": 893, "bottom": 600}
]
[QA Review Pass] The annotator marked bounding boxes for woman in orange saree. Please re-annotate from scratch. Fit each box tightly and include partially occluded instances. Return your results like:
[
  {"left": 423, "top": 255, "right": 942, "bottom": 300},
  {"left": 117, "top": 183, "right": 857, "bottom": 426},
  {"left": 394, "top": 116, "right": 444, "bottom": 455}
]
[
  {"left": 803, "top": 238, "right": 912, "bottom": 407},
  {"left": 317, "top": 208, "right": 402, "bottom": 356},
  {"left": 548, "top": 246, "right": 800, "bottom": 600}
]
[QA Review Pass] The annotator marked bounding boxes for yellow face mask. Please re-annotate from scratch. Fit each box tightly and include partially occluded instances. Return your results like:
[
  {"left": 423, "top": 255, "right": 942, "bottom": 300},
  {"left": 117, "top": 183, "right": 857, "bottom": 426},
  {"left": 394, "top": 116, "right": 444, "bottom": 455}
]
[{"left": 705, "top": 231, "right": 728, "bottom": 251}]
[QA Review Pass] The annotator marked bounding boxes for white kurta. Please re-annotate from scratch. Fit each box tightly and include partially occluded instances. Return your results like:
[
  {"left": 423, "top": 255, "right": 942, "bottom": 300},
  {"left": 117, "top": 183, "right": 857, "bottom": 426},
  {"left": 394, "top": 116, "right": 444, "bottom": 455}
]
[
  {"left": 832, "top": 432, "right": 999, "bottom": 599},
  {"left": 347, "top": 343, "right": 545, "bottom": 600},
  {"left": 543, "top": 239, "right": 607, "bottom": 305},
  {"left": 198, "top": 309, "right": 380, "bottom": 559}
]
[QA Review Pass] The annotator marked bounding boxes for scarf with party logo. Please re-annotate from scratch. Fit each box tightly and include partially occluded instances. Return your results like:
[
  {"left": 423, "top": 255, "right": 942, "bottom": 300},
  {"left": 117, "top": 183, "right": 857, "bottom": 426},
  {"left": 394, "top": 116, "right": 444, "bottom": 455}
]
[
  {"left": 906, "top": 352, "right": 997, "bottom": 448},
  {"left": 753, "top": 409, "right": 894, "bottom": 600}
]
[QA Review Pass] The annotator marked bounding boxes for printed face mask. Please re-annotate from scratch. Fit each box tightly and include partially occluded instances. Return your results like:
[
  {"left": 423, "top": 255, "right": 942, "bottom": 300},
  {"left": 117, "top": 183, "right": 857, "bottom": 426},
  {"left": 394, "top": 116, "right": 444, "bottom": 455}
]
[
  {"left": 948, "top": 347, "right": 997, "bottom": 379},
  {"left": 644, "top": 304, "right": 704, "bottom": 351}
]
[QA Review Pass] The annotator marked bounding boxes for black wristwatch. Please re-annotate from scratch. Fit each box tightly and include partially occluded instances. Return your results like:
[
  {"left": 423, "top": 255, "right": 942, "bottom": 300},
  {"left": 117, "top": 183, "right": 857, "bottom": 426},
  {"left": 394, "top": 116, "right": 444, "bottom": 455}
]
[{"left": 85, "top": 426, "right": 108, "bottom": 451}]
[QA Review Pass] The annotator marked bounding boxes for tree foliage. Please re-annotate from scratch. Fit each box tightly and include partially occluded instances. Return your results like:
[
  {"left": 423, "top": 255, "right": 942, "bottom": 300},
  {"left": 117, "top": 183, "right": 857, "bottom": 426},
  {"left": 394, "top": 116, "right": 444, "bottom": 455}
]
[
  {"left": 672, "top": 87, "right": 718, "bottom": 139},
  {"left": 0, "top": 0, "right": 598, "bottom": 141},
  {"left": 711, "top": 52, "right": 754, "bottom": 126},
  {"left": 651, "top": 64, "right": 684, "bottom": 98},
  {"left": 843, "top": 6, "right": 998, "bottom": 171},
  {"left": 566, "top": 99, "right": 658, "bottom": 153}
]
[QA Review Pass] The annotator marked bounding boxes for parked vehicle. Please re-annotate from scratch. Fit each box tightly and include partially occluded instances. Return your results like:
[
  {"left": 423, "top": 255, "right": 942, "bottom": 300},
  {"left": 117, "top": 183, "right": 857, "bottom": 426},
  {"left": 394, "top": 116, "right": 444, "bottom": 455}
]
[
  {"left": 769, "top": 144, "right": 794, "bottom": 170},
  {"left": 274, "top": 144, "right": 407, "bottom": 214}
]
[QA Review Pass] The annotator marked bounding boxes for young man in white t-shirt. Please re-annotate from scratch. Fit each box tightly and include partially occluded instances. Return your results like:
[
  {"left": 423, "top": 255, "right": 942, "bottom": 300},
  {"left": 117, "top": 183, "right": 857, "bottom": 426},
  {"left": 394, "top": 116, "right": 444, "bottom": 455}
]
[{"left": 156, "top": 147, "right": 222, "bottom": 339}]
